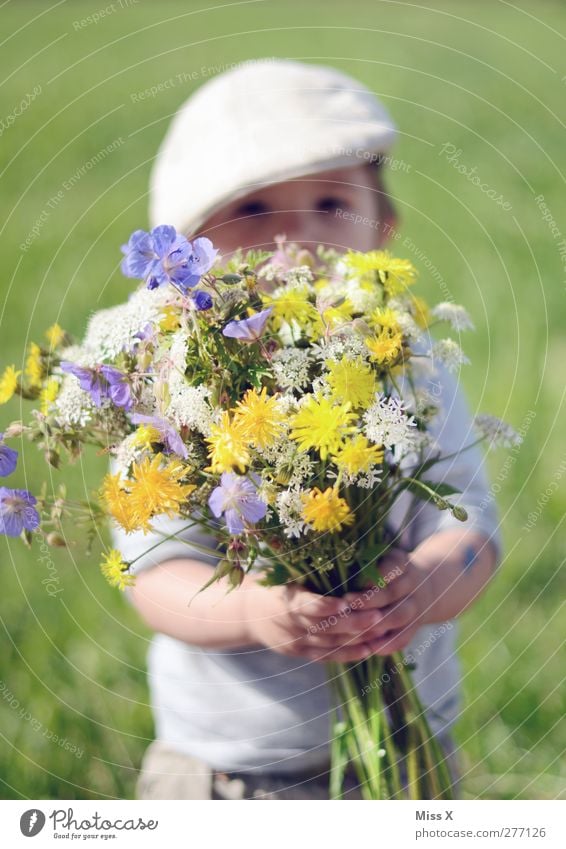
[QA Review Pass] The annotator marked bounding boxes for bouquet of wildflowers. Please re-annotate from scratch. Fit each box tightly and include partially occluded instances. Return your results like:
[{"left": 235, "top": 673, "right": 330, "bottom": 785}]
[{"left": 0, "top": 225, "right": 520, "bottom": 799}]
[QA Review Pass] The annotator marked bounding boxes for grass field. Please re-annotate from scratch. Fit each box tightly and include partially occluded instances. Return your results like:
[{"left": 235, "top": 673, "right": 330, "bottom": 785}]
[{"left": 1, "top": 0, "right": 564, "bottom": 799}]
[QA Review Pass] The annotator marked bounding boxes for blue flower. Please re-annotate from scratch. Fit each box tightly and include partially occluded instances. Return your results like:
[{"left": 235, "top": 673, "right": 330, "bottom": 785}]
[
  {"left": 120, "top": 225, "right": 218, "bottom": 292},
  {"left": 192, "top": 290, "right": 213, "bottom": 311},
  {"left": 208, "top": 472, "right": 267, "bottom": 534},
  {"left": 222, "top": 307, "right": 273, "bottom": 343},
  {"left": 129, "top": 413, "right": 188, "bottom": 458},
  {"left": 0, "top": 433, "right": 18, "bottom": 477},
  {"left": 0, "top": 487, "right": 40, "bottom": 537}
]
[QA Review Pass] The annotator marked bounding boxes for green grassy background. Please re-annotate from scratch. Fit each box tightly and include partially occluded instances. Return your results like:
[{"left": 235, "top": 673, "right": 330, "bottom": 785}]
[{"left": 1, "top": 0, "right": 564, "bottom": 799}]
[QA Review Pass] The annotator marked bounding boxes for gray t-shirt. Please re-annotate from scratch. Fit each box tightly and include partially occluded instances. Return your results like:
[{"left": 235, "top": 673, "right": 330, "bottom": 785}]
[{"left": 110, "top": 361, "right": 502, "bottom": 775}]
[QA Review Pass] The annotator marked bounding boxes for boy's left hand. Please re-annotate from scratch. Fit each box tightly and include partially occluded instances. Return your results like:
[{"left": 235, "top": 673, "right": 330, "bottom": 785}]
[{"left": 341, "top": 548, "right": 434, "bottom": 655}]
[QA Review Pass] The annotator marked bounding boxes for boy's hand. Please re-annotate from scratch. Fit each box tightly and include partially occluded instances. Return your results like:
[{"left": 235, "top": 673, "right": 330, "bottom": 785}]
[
  {"left": 244, "top": 565, "right": 427, "bottom": 662},
  {"left": 341, "top": 548, "right": 434, "bottom": 655}
]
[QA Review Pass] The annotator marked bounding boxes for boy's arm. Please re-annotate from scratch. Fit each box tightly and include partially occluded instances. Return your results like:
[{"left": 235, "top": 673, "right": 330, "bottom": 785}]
[{"left": 410, "top": 524, "right": 498, "bottom": 622}]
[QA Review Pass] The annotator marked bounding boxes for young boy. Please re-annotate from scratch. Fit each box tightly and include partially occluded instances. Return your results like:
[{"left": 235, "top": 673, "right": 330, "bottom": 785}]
[{"left": 111, "top": 59, "right": 502, "bottom": 800}]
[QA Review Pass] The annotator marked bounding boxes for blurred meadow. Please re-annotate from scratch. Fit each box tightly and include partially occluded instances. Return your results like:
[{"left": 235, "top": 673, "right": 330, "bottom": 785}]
[{"left": 0, "top": 0, "right": 564, "bottom": 799}]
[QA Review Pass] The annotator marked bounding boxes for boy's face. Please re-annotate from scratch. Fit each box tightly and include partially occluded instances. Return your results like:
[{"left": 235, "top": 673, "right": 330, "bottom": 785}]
[{"left": 196, "top": 163, "right": 396, "bottom": 256}]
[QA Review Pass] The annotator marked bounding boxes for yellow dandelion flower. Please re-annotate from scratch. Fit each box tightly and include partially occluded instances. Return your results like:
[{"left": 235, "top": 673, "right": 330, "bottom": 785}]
[
  {"left": 301, "top": 487, "right": 354, "bottom": 533},
  {"left": 128, "top": 453, "right": 195, "bottom": 530},
  {"left": 0, "top": 365, "right": 21, "bottom": 404},
  {"left": 39, "top": 377, "right": 60, "bottom": 414},
  {"left": 130, "top": 424, "right": 162, "bottom": 452},
  {"left": 232, "top": 387, "right": 285, "bottom": 449},
  {"left": 45, "top": 323, "right": 66, "bottom": 349},
  {"left": 365, "top": 329, "right": 403, "bottom": 365},
  {"left": 100, "top": 549, "right": 135, "bottom": 591},
  {"left": 325, "top": 358, "right": 377, "bottom": 409},
  {"left": 205, "top": 411, "right": 250, "bottom": 473},
  {"left": 332, "top": 435, "right": 384, "bottom": 475},
  {"left": 159, "top": 305, "right": 181, "bottom": 332},
  {"left": 410, "top": 294, "right": 430, "bottom": 329},
  {"left": 25, "top": 342, "right": 43, "bottom": 388},
  {"left": 100, "top": 472, "right": 139, "bottom": 533},
  {"left": 344, "top": 250, "right": 417, "bottom": 295},
  {"left": 289, "top": 394, "right": 357, "bottom": 460},
  {"left": 262, "top": 287, "right": 319, "bottom": 331},
  {"left": 369, "top": 306, "right": 402, "bottom": 333}
]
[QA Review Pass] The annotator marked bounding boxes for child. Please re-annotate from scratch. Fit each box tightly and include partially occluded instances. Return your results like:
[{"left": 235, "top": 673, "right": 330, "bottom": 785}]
[{"left": 111, "top": 59, "right": 502, "bottom": 800}]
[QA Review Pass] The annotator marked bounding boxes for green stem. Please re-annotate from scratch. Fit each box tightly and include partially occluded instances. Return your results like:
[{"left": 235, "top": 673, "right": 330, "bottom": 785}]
[{"left": 395, "top": 656, "right": 454, "bottom": 799}]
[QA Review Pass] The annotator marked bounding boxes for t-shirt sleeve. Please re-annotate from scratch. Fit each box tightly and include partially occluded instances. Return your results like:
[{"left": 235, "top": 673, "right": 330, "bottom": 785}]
[{"left": 405, "top": 363, "right": 503, "bottom": 565}]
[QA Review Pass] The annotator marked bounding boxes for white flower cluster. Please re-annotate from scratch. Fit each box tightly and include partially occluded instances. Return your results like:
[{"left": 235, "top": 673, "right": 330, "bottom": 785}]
[
  {"left": 282, "top": 265, "right": 315, "bottom": 288},
  {"left": 431, "top": 302, "right": 475, "bottom": 332},
  {"left": 275, "top": 488, "right": 308, "bottom": 538},
  {"left": 429, "top": 338, "right": 470, "bottom": 373},
  {"left": 271, "top": 347, "right": 313, "bottom": 390},
  {"left": 164, "top": 330, "right": 215, "bottom": 435},
  {"left": 256, "top": 431, "right": 315, "bottom": 489},
  {"left": 327, "top": 465, "right": 383, "bottom": 490},
  {"left": 312, "top": 332, "right": 369, "bottom": 363},
  {"left": 167, "top": 383, "right": 215, "bottom": 435},
  {"left": 363, "top": 392, "right": 417, "bottom": 452},
  {"left": 82, "top": 286, "right": 169, "bottom": 361},
  {"left": 473, "top": 414, "right": 522, "bottom": 448},
  {"left": 51, "top": 374, "right": 96, "bottom": 427}
]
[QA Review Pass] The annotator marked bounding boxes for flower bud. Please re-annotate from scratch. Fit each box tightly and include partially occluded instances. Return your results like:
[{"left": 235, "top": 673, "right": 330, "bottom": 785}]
[
  {"left": 228, "top": 564, "right": 244, "bottom": 589},
  {"left": 46, "top": 532, "right": 67, "bottom": 547},
  {"left": 452, "top": 505, "right": 468, "bottom": 522},
  {"left": 45, "top": 449, "right": 60, "bottom": 469},
  {"left": 4, "top": 421, "right": 24, "bottom": 438}
]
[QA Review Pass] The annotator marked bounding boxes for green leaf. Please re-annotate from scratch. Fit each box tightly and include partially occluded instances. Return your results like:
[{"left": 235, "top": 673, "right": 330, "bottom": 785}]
[
  {"left": 405, "top": 479, "right": 461, "bottom": 504},
  {"left": 420, "top": 481, "right": 462, "bottom": 497},
  {"left": 257, "top": 562, "right": 291, "bottom": 587},
  {"left": 350, "top": 542, "right": 393, "bottom": 590}
]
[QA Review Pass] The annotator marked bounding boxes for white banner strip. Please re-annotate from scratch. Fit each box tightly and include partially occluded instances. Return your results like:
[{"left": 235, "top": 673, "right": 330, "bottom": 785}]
[{"left": 2, "top": 799, "right": 564, "bottom": 848}]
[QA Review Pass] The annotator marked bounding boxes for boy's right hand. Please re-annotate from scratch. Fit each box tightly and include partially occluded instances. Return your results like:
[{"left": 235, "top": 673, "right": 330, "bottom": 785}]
[{"left": 244, "top": 582, "right": 388, "bottom": 663}]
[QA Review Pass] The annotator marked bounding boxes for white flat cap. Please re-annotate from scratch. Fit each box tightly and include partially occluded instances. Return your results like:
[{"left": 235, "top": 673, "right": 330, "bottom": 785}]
[{"left": 149, "top": 58, "right": 398, "bottom": 236}]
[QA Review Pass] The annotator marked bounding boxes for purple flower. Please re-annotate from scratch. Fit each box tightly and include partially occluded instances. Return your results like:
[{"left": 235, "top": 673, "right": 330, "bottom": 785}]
[
  {"left": 120, "top": 229, "right": 156, "bottom": 279},
  {"left": 208, "top": 472, "right": 267, "bottom": 534},
  {"left": 192, "top": 290, "right": 213, "bottom": 311},
  {"left": 120, "top": 225, "right": 218, "bottom": 292},
  {"left": 186, "top": 237, "right": 218, "bottom": 289},
  {"left": 60, "top": 362, "right": 108, "bottom": 407},
  {"left": 0, "top": 433, "right": 18, "bottom": 477},
  {"left": 100, "top": 366, "right": 133, "bottom": 411},
  {"left": 0, "top": 487, "right": 40, "bottom": 537},
  {"left": 61, "top": 362, "right": 133, "bottom": 411},
  {"left": 129, "top": 413, "right": 188, "bottom": 458},
  {"left": 222, "top": 307, "right": 273, "bottom": 343}
]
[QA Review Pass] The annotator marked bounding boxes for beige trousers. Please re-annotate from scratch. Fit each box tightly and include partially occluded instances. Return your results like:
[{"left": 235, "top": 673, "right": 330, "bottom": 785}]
[{"left": 135, "top": 736, "right": 461, "bottom": 800}]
